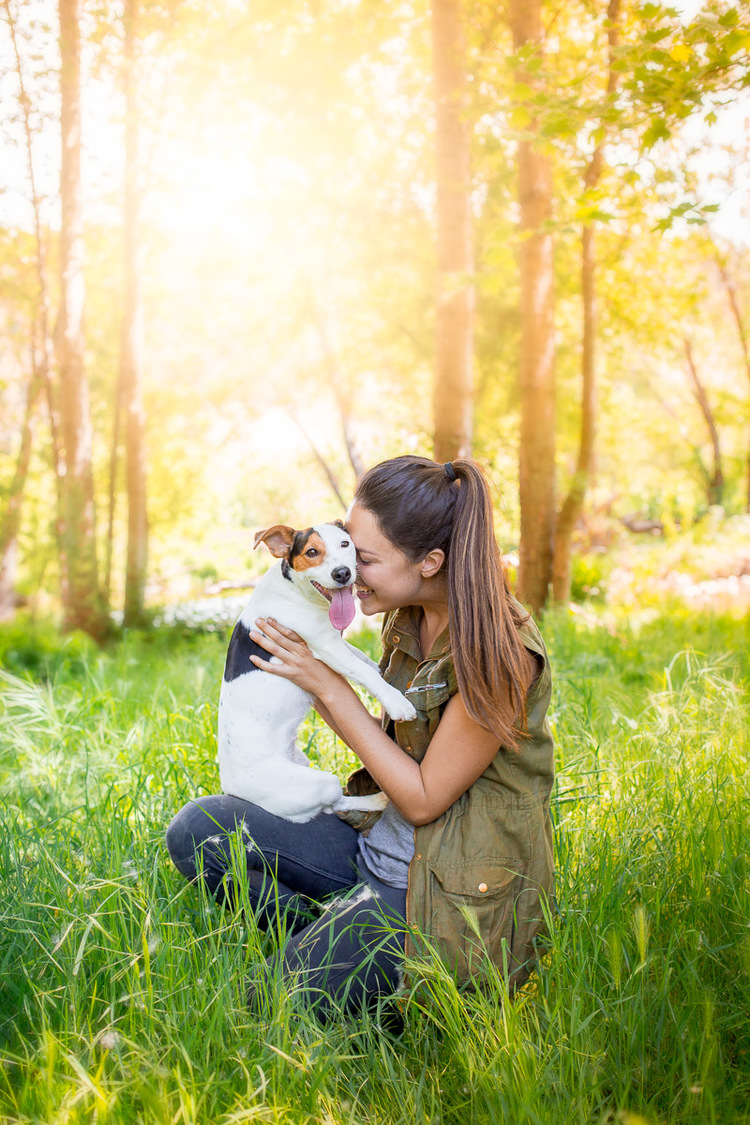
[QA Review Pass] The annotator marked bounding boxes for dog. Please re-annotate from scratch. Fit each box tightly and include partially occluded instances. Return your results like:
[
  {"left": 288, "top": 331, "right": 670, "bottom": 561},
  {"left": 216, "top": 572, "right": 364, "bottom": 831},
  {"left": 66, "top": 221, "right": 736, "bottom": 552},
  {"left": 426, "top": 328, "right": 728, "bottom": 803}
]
[{"left": 217, "top": 519, "right": 417, "bottom": 823}]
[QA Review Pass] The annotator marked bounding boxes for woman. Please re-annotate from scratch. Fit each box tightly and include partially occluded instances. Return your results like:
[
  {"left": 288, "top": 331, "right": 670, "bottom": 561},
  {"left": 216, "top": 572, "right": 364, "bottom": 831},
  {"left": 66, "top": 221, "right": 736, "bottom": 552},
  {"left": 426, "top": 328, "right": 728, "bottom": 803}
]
[{"left": 166, "top": 456, "right": 555, "bottom": 1019}]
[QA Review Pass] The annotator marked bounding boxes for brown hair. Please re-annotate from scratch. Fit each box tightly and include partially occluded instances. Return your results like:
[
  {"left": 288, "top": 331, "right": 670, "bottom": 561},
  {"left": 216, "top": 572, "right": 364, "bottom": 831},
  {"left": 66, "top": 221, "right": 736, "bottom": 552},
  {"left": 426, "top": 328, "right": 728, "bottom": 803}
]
[{"left": 354, "top": 455, "right": 531, "bottom": 749}]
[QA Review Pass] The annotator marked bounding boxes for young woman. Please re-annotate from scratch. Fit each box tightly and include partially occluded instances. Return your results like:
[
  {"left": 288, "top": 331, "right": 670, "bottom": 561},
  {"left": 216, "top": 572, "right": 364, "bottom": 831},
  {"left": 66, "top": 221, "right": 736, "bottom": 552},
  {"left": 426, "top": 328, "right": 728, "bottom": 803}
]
[{"left": 166, "top": 456, "right": 555, "bottom": 1020}]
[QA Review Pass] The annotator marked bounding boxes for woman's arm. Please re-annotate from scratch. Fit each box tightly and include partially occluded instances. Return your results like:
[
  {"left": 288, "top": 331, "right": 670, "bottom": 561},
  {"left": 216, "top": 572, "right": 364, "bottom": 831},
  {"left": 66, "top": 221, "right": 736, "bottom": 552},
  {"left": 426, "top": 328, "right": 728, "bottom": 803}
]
[
  {"left": 316, "top": 676, "right": 504, "bottom": 825},
  {"left": 311, "top": 695, "right": 351, "bottom": 744},
  {"left": 249, "top": 618, "right": 535, "bottom": 826}
]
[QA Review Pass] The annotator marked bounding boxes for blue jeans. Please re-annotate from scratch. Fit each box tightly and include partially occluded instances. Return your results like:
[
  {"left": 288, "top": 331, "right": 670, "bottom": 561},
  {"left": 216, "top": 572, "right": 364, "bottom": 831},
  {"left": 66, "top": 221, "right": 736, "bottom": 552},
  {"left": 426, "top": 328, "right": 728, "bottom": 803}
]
[{"left": 165, "top": 795, "right": 406, "bottom": 1021}]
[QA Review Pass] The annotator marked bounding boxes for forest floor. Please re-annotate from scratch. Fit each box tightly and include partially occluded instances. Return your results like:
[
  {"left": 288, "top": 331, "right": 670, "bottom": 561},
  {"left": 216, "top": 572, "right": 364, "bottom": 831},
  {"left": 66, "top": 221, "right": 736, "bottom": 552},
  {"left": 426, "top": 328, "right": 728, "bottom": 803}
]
[{"left": 0, "top": 599, "right": 748, "bottom": 1124}]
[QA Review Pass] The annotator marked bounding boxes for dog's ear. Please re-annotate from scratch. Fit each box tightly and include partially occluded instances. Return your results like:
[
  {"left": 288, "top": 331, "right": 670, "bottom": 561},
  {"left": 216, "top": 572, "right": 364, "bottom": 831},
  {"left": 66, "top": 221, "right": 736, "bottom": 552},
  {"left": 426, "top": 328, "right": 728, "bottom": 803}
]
[
  {"left": 330, "top": 519, "right": 346, "bottom": 530},
  {"left": 253, "top": 525, "right": 296, "bottom": 557}
]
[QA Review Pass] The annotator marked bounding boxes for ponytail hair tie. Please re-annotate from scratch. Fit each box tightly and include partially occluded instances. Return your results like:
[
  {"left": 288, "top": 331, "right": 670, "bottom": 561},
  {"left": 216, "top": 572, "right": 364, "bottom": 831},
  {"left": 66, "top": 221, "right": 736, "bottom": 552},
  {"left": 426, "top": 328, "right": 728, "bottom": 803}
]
[{"left": 443, "top": 461, "right": 457, "bottom": 482}]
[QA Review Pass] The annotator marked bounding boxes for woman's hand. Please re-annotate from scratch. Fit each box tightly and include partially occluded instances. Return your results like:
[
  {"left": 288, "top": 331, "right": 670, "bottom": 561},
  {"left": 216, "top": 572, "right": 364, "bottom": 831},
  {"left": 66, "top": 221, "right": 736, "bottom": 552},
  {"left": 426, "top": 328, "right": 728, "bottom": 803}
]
[{"left": 248, "top": 618, "right": 344, "bottom": 697}]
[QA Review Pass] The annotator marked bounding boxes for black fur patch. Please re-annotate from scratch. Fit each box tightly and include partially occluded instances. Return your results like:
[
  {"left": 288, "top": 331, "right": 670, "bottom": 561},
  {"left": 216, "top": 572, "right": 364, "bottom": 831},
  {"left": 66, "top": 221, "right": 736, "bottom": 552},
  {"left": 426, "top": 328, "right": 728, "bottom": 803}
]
[
  {"left": 287, "top": 527, "right": 315, "bottom": 569},
  {"left": 223, "top": 621, "right": 273, "bottom": 681}
]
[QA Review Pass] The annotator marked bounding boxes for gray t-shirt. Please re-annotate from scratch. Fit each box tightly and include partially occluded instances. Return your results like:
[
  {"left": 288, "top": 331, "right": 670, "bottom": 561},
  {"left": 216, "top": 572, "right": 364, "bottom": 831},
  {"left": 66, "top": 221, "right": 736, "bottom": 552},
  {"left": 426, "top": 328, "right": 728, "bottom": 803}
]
[{"left": 357, "top": 800, "right": 415, "bottom": 889}]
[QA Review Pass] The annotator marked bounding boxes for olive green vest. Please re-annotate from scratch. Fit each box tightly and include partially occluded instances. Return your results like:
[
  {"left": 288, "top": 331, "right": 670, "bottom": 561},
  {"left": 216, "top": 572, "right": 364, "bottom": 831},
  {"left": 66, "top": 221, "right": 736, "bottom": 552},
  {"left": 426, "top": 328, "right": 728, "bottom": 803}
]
[{"left": 343, "top": 602, "right": 555, "bottom": 990}]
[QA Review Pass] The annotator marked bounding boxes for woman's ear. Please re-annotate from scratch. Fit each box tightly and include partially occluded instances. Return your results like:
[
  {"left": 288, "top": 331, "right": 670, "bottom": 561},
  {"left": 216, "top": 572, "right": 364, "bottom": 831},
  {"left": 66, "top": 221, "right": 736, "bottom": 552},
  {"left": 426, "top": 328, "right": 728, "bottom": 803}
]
[{"left": 420, "top": 548, "right": 445, "bottom": 579}]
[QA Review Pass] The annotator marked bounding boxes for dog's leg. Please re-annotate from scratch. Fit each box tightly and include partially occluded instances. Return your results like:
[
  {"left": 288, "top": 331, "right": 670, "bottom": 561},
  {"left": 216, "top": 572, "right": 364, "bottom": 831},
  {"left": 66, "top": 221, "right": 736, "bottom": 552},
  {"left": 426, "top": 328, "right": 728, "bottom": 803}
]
[
  {"left": 332, "top": 791, "right": 389, "bottom": 814},
  {"left": 308, "top": 641, "right": 417, "bottom": 722},
  {"left": 343, "top": 641, "right": 381, "bottom": 673}
]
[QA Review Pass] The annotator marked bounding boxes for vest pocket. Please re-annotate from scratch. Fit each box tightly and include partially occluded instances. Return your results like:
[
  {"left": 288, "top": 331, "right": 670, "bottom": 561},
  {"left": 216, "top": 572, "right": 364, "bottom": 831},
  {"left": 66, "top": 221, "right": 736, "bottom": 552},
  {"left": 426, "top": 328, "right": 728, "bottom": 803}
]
[
  {"left": 404, "top": 682, "right": 452, "bottom": 711},
  {"left": 427, "top": 861, "right": 520, "bottom": 982}
]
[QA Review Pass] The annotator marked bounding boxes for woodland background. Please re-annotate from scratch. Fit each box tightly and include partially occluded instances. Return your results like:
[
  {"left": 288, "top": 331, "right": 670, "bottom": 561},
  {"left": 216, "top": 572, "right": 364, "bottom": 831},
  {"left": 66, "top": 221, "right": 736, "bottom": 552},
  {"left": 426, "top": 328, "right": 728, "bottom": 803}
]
[
  {"left": 2, "top": 5, "right": 750, "bottom": 1123},
  {"left": 1, "top": 0, "right": 749, "bottom": 634}
]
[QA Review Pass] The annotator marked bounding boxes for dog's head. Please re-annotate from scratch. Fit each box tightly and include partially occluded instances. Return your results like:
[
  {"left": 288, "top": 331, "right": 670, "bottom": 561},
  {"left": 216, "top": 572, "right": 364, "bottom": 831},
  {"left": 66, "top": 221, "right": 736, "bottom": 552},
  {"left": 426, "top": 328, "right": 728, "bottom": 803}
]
[{"left": 254, "top": 520, "right": 357, "bottom": 630}]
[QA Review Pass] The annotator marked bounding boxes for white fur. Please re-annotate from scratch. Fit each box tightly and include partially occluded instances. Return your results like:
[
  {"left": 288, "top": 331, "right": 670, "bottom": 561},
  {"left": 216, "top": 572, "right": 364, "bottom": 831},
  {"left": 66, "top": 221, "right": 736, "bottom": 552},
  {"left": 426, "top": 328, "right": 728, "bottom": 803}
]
[{"left": 218, "top": 522, "right": 417, "bottom": 823}]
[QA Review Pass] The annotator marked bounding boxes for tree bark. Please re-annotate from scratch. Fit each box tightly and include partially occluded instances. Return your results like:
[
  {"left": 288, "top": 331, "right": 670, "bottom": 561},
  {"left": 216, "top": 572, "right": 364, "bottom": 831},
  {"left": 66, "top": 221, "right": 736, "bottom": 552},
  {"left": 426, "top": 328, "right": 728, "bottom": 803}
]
[
  {"left": 431, "top": 0, "right": 474, "bottom": 462},
  {"left": 58, "top": 0, "right": 105, "bottom": 639},
  {"left": 287, "top": 409, "right": 347, "bottom": 511},
  {"left": 684, "top": 338, "right": 724, "bottom": 507},
  {"left": 0, "top": 0, "right": 53, "bottom": 616},
  {"left": 716, "top": 258, "right": 750, "bottom": 510},
  {"left": 121, "top": 0, "right": 148, "bottom": 627},
  {"left": 552, "top": 0, "right": 620, "bottom": 603},
  {"left": 0, "top": 356, "right": 44, "bottom": 620},
  {"left": 308, "top": 293, "right": 366, "bottom": 482},
  {"left": 509, "top": 0, "right": 555, "bottom": 615}
]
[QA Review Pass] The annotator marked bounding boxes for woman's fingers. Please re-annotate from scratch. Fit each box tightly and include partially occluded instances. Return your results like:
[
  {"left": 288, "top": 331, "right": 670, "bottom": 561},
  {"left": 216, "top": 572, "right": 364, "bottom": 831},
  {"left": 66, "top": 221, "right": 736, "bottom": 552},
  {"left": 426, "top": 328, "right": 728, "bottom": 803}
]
[{"left": 255, "top": 618, "right": 306, "bottom": 647}]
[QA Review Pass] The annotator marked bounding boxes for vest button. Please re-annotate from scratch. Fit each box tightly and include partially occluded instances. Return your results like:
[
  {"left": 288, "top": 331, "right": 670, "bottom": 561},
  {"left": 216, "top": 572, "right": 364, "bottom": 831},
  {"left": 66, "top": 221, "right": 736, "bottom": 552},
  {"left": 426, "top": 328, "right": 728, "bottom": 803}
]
[
  {"left": 391, "top": 635, "right": 400, "bottom": 643},
  {"left": 415, "top": 853, "right": 422, "bottom": 860},
  {"left": 478, "top": 882, "right": 488, "bottom": 893}
]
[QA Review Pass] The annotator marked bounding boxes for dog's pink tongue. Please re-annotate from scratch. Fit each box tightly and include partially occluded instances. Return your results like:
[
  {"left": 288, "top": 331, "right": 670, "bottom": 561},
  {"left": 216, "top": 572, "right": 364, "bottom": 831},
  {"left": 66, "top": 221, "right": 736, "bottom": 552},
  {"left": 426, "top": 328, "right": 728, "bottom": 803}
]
[{"left": 329, "top": 586, "right": 356, "bottom": 631}]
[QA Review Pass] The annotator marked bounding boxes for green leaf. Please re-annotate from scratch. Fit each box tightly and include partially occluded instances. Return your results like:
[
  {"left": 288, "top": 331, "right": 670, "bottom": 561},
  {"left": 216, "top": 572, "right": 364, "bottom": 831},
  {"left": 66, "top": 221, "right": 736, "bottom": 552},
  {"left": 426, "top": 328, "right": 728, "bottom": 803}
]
[
  {"left": 509, "top": 106, "right": 532, "bottom": 129},
  {"left": 724, "top": 29, "right": 750, "bottom": 57},
  {"left": 641, "top": 117, "right": 671, "bottom": 150},
  {"left": 512, "top": 82, "right": 536, "bottom": 101}
]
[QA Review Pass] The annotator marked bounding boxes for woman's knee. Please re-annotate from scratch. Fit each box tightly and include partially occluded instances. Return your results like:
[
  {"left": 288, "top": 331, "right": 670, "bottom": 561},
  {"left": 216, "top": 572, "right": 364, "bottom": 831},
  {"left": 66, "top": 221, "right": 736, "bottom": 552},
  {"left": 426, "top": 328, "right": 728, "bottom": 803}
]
[
  {"left": 274, "top": 888, "right": 406, "bottom": 1016},
  {"left": 165, "top": 795, "right": 233, "bottom": 878}
]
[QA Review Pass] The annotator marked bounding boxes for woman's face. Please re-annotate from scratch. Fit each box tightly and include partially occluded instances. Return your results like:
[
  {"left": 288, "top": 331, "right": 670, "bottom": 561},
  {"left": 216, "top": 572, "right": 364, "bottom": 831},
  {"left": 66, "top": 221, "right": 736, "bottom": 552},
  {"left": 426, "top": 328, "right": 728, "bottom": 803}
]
[{"left": 345, "top": 502, "right": 427, "bottom": 616}]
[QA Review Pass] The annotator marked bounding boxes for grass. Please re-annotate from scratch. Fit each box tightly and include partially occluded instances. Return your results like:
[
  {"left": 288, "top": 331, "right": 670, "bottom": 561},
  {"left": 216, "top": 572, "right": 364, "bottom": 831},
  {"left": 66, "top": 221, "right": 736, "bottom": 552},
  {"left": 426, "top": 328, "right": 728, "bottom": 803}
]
[{"left": 0, "top": 604, "right": 749, "bottom": 1123}]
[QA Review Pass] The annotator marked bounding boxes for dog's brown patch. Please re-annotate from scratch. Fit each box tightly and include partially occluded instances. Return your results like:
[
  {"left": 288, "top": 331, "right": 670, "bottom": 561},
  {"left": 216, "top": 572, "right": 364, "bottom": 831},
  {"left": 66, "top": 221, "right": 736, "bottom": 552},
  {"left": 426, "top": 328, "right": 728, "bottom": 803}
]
[{"left": 290, "top": 530, "right": 327, "bottom": 571}]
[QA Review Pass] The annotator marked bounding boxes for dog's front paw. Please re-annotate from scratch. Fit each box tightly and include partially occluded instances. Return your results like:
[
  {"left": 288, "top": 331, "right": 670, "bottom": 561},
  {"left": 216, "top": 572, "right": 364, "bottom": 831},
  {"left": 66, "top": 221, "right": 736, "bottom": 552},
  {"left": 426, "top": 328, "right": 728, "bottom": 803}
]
[{"left": 382, "top": 690, "right": 417, "bottom": 722}]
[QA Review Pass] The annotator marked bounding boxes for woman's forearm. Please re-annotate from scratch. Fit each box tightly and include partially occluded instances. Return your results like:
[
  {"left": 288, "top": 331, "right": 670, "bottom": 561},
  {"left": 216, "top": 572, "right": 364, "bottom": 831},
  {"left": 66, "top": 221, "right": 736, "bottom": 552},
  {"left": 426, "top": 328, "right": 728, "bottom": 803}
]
[{"left": 316, "top": 678, "right": 430, "bottom": 823}]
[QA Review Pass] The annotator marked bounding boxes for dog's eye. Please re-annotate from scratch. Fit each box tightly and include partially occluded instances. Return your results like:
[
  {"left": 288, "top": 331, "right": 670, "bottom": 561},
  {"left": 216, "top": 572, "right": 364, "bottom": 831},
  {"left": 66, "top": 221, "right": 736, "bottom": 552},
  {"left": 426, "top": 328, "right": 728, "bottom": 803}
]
[
  {"left": 341, "top": 540, "right": 350, "bottom": 548},
  {"left": 305, "top": 548, "right": 318, "bottom": 558}
]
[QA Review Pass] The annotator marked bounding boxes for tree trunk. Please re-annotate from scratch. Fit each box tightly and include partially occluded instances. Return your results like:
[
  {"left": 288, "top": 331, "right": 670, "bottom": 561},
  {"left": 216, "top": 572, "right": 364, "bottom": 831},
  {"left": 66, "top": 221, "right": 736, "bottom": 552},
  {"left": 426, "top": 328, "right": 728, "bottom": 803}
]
[
  {"left": 716, "top": 258, "right": 750, "bottom": 510},
  {"left": 431, "top": 0, "right": 474, "bottom": 462},
  {"left": 552, "top": 0, "right": 620, "bottom": 604},
  {"left": 286, "top": 409, "right": 347, "bottom": 511},
  {"left": 552, "top": 226, "right": 596, "bottom": 601},
  {"left": 307, "top": 291, "right": 366, "bottom": 482},
  {"left": 0, "top": 357, "right": 44, "bottom": 620},
  {"left": 121, "top": 0, "right": 148, "bottom": 627},
  {"left": 104, "top": 367, "right": 123, "bottom": 610},
  {"left": 58, "top": 0, "right": 105, "bottom": 639},
  {"left": 509, "top": 0, "right": 555, "bottom": 616},
  {"left": 1, "top": 0, "right": 54, "bottom": 616},
  {"left": 684, "top": 338, "right": 724, "bottom": 507}
]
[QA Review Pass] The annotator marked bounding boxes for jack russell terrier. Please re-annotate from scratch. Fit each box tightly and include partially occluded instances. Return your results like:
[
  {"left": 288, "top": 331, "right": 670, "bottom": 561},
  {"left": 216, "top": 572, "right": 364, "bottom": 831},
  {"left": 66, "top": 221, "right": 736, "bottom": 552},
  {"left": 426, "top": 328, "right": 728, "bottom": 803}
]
[{"left": 218, "top": 520, "right": 417, "bottom": 823}]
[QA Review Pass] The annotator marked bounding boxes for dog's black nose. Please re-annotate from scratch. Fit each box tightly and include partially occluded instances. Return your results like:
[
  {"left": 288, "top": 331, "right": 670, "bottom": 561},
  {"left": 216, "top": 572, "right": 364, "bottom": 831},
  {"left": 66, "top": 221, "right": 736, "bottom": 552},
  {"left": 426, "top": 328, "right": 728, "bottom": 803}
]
[{"left": 331, "top": 566, "right": 351, "bottom": 586}]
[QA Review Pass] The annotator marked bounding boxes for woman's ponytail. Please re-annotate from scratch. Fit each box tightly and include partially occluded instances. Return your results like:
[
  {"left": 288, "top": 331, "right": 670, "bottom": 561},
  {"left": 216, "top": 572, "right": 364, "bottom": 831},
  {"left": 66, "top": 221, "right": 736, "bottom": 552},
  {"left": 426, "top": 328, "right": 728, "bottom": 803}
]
[{"left": 447, "top": 460, "right": 530, "bottom": 748}]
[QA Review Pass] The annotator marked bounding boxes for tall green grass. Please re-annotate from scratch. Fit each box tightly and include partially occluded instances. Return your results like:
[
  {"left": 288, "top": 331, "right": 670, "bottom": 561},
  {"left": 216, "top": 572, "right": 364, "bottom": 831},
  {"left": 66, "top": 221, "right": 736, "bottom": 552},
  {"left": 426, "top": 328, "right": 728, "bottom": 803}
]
[{"left": 0, "top": 607, "right": 748, "bottom": 1123}]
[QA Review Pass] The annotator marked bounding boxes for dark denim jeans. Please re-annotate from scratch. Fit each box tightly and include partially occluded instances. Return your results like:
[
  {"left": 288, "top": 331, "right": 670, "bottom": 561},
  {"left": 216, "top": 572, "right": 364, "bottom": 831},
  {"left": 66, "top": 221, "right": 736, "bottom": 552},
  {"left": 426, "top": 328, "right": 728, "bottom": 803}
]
[{"left": 165, "top": 795, "right": 406, "bottom": 1021}]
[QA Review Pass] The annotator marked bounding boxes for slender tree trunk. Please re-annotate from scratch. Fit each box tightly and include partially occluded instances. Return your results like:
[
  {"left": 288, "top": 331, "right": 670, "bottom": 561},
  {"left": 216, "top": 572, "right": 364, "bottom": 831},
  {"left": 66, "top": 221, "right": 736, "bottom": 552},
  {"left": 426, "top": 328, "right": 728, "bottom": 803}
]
[
  {"left": 0, "top": 353, "right": 44, "bottom": 619},
  {"left": 307, "top": 292, "right": 366, "bottom": 481},
  {"left": 121, "top": 0, "right": 148, "bottom": 627},
  {"left": 286, "top": 409, "right": 347, "bottom": 511},
  {"left": 104, "top": 371, "right": 123, "bottom": 609},
  {"left": 509, "top": 0, "right": 555, "bottom": 615},
  {"left": 58, "top": 0, "right": 105, "bottom": 639},
  {"left": 716, "top": 258, "right": 750, "bottom": 510},
  {"left": 684, "top": 338, "right": 724, "bottom": 507},
  {"left": 1, "top": 0, "right": 58, "bottom": 614},
  {"left": 431, "top": 0, "right": 474, "bottom": 462},
  {"left": 552, "top": 1, "right": 620, "bottom": 603}
]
